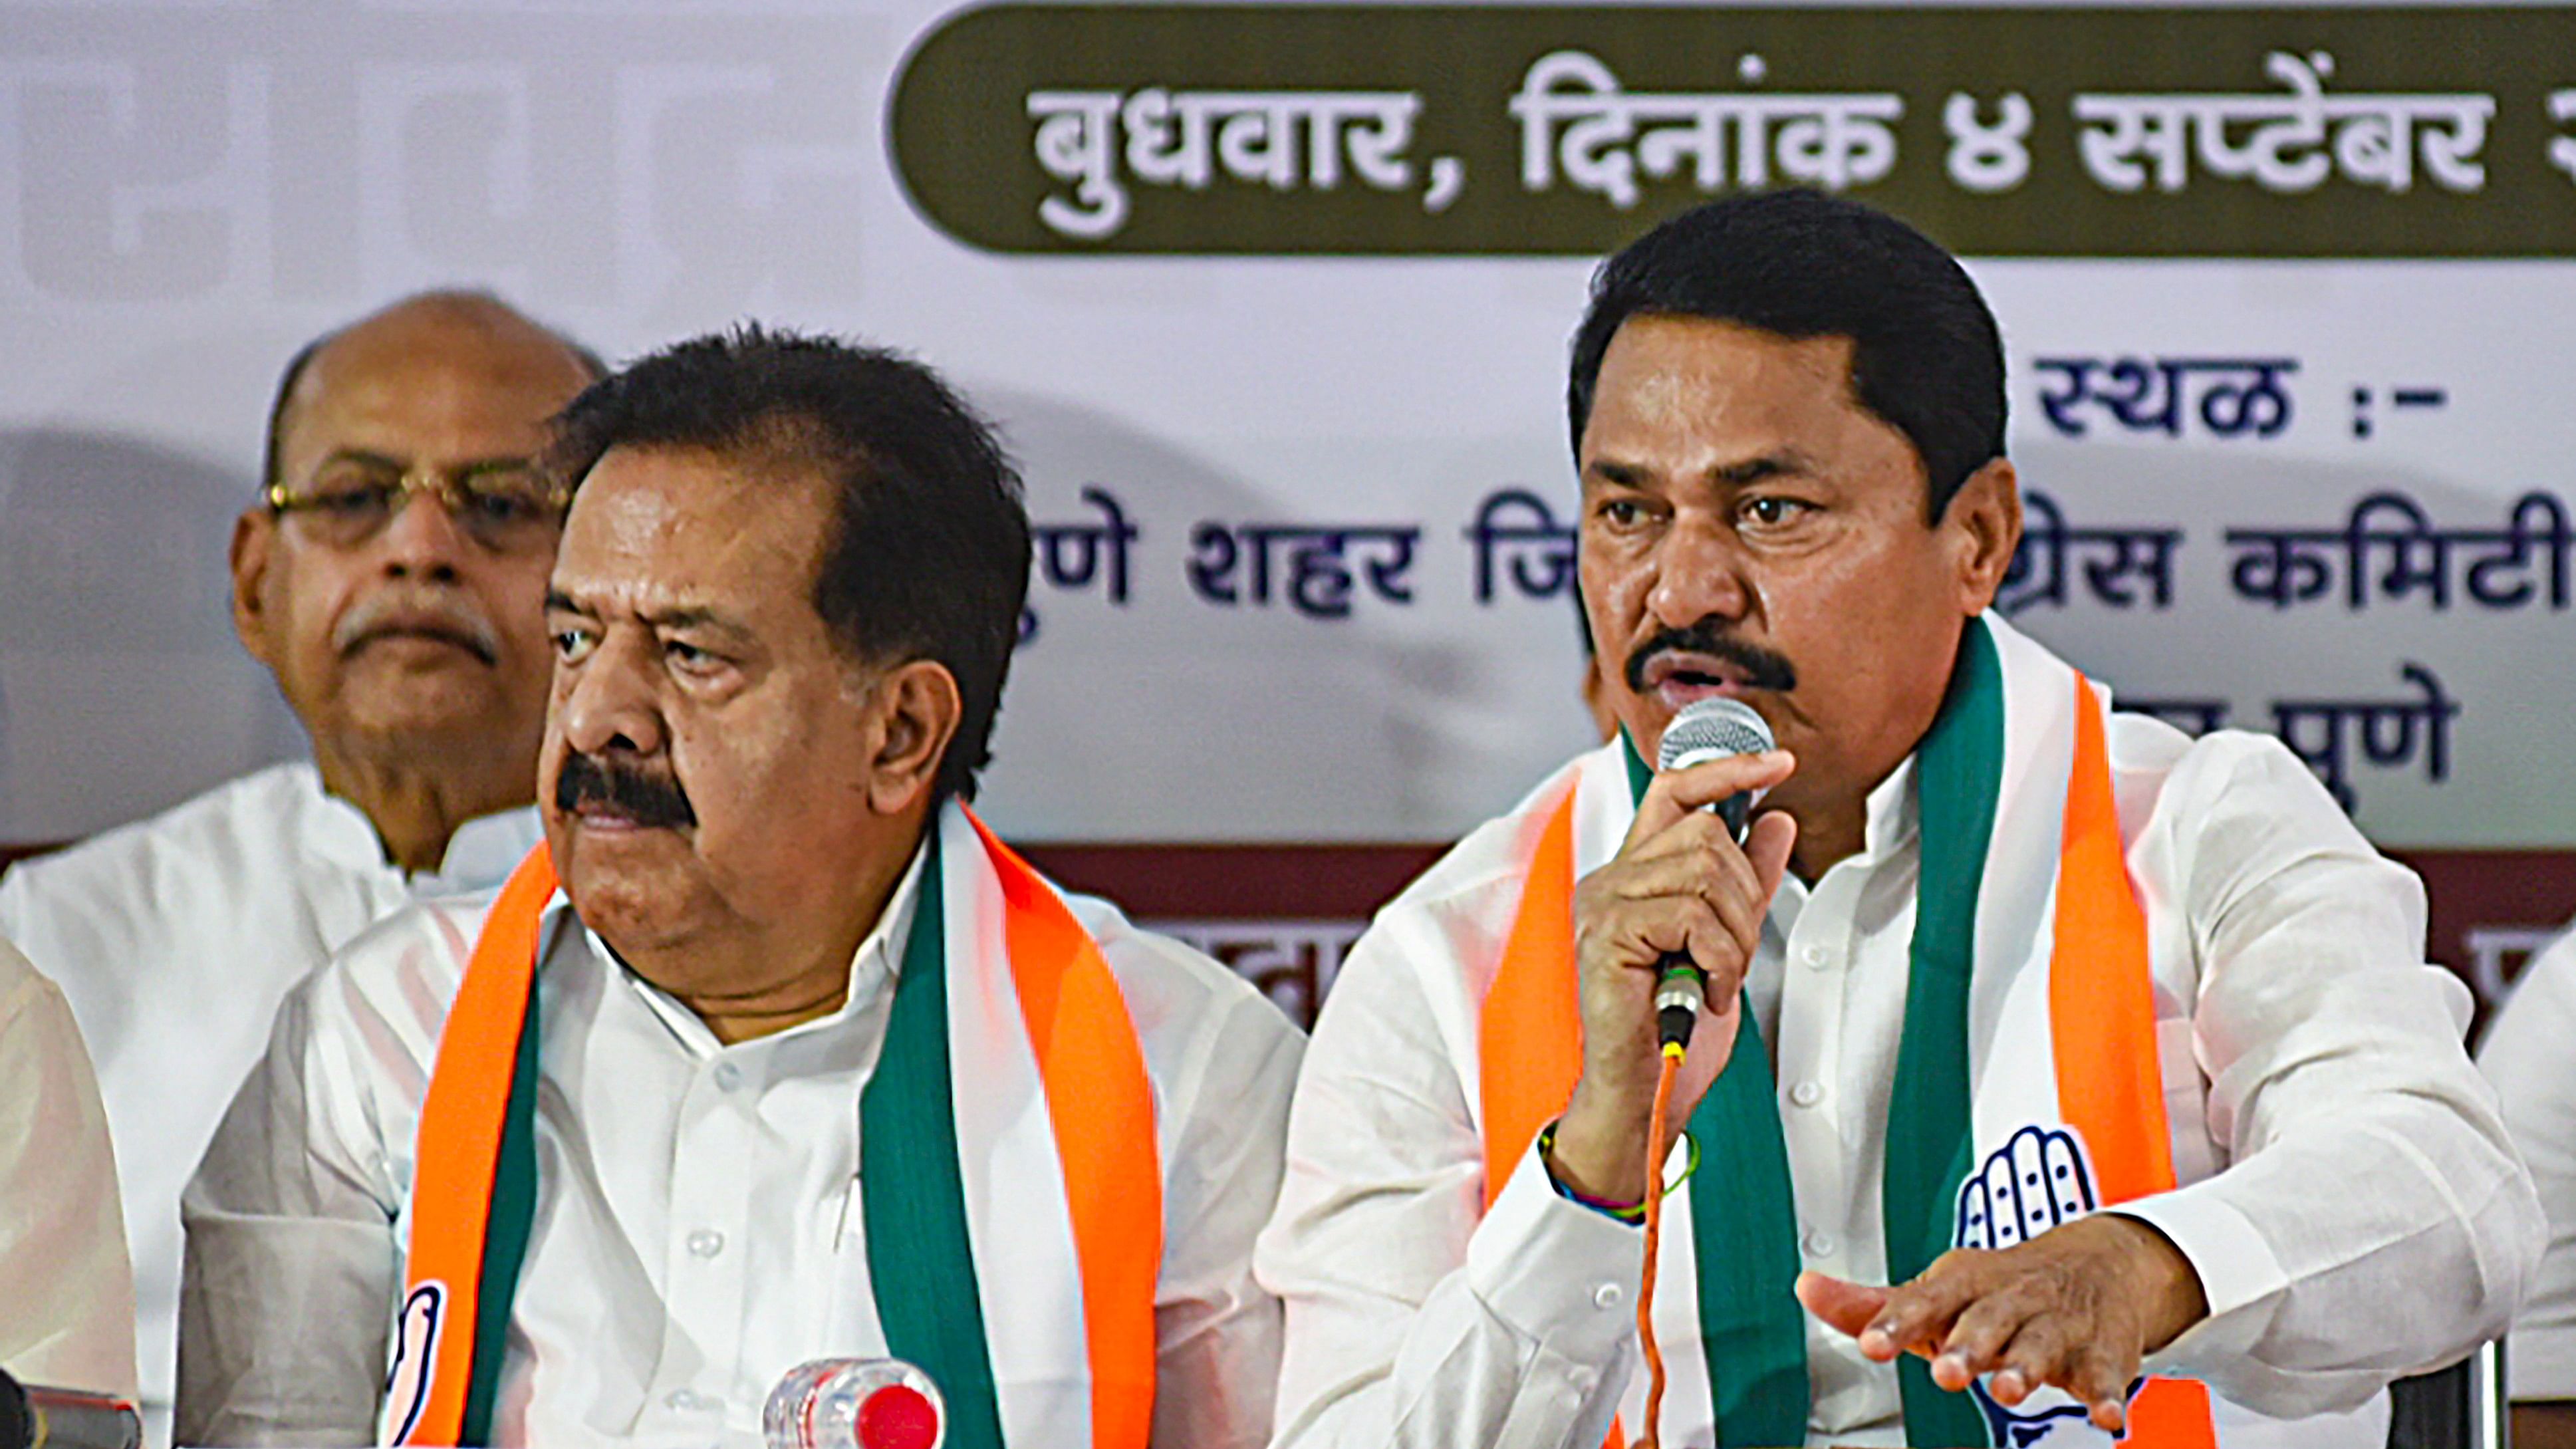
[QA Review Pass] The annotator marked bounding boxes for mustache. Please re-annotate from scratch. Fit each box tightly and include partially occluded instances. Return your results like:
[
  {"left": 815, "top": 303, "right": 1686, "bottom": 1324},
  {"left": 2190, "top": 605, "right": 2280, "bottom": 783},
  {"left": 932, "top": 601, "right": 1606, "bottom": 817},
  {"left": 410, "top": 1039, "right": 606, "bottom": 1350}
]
[
  {"left": 1624, "top": 620, "right": 1799, "bottom": 694},
  {"left": 552, "top": 750, "right": 698, "bottom": 829},
  {"left": 332, "top": 589, "right": 501, "bottom": 664}
]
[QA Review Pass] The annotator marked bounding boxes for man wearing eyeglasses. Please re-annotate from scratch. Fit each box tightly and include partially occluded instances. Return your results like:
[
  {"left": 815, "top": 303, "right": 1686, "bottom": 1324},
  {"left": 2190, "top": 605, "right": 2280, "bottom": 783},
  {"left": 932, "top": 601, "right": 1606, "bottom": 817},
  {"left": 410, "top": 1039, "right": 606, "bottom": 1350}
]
[{"left": 0, "top": 289, "right": 600, "bottom": 1437}]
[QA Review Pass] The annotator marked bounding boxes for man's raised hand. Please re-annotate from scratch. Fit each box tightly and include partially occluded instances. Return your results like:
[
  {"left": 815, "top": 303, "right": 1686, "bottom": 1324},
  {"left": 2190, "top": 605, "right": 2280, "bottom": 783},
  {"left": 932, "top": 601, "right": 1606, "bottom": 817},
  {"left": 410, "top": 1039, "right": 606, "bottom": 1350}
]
[{"left": 1545, "top": 748, "right": 1797, "bottom": 1205}]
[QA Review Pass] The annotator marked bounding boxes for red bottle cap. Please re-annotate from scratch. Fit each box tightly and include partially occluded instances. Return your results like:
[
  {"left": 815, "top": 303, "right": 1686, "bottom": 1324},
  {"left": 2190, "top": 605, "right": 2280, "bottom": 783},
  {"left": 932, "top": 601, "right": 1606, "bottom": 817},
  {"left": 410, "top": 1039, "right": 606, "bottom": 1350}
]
[{"left": 855, "top": 1383, "right": 939, "bottom": 1449}]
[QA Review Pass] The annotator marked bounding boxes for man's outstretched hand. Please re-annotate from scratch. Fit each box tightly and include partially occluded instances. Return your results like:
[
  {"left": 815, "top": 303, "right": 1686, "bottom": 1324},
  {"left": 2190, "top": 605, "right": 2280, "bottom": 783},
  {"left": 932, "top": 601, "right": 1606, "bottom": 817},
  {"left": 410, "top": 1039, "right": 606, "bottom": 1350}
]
[{"left": 1793, "top": 1216, "right": 2210, "bottom": 1433}]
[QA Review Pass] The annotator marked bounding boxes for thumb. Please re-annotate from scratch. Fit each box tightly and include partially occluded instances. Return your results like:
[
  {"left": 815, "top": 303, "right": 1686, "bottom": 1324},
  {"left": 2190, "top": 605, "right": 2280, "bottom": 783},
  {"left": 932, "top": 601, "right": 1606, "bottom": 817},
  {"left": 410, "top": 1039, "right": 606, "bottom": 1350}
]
[
  {"left": 1795, "top": 1269, "right": 1888, "bottom": 1340},
  {"left": 1745, "top": 810, "right": 1798, "bottom": 903}
]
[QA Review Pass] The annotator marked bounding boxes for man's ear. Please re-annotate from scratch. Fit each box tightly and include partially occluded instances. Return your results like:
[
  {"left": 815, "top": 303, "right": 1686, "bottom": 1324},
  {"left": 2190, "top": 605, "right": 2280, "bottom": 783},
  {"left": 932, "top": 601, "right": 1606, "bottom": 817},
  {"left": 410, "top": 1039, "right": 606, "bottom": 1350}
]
[
  {"left": 863, "top": 658, "right": 964, "bottom": 817},
  {"left": 230, "top": 507, "right": 279, "bottom": 666},
  {"left": 1945, "top": 458, "right": 2022, "bottom": 615}
]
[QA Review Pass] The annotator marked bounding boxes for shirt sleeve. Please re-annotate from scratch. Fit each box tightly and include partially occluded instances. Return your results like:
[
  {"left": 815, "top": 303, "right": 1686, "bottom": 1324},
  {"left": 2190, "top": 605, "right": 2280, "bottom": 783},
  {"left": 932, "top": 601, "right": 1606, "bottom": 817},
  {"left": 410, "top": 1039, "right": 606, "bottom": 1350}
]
[
  {"left": 2478, "top": 922, "right": 2576, "bottom": 1402},
  {"left": 2113, "top": 733, "right": 2544, "bottom": 1415},
  {"left": 1254, "top": 884, "right": 1644, "bottom": 1449},
  {"left": 1124, "top": 931, "right": 1309, "bottom": 1449},
  {"left": 176, "top": 964, "right": 404, "bottom": 1447},
  {"left": 0, "top": 942, "right": 138, "bottom": 1399}
]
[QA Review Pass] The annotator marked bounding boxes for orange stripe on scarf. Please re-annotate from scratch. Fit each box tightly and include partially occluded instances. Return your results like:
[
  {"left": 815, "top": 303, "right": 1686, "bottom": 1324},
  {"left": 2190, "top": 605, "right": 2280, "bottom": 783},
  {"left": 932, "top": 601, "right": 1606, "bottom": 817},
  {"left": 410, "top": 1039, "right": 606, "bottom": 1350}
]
[
  {"left": 1480, "top": 779, "right": 1585, "bottom": 1212},
  {"left": 969, "top": 813, "right": 1163, "bottom": 1449},
  {"left": 398, "top": 845, "right": 559, "bottom": 1446},
  {"left": 1480, "top": 779, "right": 1623, "bottom": 1449},
  {"left": 2053, "top": 676, "right": 2217, "bottom": 1449}
]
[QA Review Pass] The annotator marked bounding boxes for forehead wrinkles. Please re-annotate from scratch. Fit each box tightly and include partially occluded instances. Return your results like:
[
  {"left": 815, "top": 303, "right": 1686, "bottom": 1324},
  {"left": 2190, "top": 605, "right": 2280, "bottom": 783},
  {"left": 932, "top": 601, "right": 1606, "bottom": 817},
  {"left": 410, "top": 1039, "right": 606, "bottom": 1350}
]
[{"left": 557, "top": 452, "right": 827, "bottom": 619}]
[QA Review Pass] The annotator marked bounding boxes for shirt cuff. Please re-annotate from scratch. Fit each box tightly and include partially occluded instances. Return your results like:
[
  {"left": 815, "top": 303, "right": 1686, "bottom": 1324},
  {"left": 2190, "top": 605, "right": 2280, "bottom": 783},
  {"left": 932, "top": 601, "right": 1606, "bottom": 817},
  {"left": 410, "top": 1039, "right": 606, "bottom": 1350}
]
[
  {"left": 1467, "top": 1140, "right": 1650, "bottom": 1369},
  {"left": 2113, "top": 1185, "right": 2291, "bottom": 1377}
]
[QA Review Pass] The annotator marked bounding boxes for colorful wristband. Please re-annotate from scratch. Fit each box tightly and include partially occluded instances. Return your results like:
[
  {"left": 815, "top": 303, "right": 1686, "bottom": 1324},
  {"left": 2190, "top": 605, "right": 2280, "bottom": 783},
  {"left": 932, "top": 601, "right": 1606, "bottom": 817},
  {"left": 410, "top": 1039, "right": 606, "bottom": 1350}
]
[
  {"left": 1537, "top": 1122, "right": 1649, "bottom": 1224},
  {"left": 1535, "top": 1120, "right": 1702, "bottom": 1224}
]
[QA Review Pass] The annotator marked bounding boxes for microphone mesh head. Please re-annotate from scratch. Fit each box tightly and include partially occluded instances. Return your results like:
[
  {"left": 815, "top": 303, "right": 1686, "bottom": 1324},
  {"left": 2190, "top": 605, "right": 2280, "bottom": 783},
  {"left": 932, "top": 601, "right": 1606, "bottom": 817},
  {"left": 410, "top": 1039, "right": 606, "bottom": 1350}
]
[{"left": 1657, "top": 697, "right": 1775, "bottom": 771}]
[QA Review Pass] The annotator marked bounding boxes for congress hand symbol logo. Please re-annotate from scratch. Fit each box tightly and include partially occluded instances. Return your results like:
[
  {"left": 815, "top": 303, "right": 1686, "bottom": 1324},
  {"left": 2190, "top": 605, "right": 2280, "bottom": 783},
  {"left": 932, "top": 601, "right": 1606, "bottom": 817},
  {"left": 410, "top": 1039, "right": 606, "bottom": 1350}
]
[{"left": 1954, "top": 1125, "right": 2137, "bottom": 1446}]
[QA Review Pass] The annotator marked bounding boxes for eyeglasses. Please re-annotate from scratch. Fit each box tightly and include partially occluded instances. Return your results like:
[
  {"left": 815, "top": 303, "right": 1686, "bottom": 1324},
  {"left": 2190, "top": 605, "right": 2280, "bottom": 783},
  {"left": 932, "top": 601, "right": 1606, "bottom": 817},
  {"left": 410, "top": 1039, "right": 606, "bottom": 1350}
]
[{"left": 266, "top": 457, "right": 571, "bottom": 554}]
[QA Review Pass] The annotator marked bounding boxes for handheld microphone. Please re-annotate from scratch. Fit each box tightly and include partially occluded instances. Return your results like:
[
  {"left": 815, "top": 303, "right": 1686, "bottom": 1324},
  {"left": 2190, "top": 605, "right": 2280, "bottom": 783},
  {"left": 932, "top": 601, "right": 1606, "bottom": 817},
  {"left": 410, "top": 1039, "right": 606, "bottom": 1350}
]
[
  {"left": 0, "top": 1369, "right": 140, "bottom": 1449},
  {"left": 1650, "top": 697, "right": 1775, "bottom": 1053}
]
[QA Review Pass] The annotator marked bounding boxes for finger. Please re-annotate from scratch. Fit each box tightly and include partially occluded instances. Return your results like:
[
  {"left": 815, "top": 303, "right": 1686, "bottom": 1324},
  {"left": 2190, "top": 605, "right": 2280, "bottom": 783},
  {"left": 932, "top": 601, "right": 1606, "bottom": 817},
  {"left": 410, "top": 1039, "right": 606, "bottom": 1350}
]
[
  {"left": 1794, "top": 1271, "right": 1889, "bottom": 1343},
  {"left": 1616, "top": 812, "right": 1777, "bottom": 970},
  {"left": 1609, "top": 898, "right": 1730, "bottom": 980},
  {"left": 1866, "top": 1251, "right": 1991, "bottom": 1361},
  {"left": 1934, "top": 1289, "right": 2037, "bottom": 1391},
  {"left": 1627, "top": 749, "right": 1796, "bottom": 841},
  {"left": 1989, "top": 1314, "right": 2076, "bottom": 1408},
  {"left": 1612, "top": 827, "right": 1761, "bottom": 972},
  {"left": 1588, "top": 861, "right": 1762, "bottom": 987},
  {"left": 1683, "top": 907, "right": 1753, "bottom": 993},
  {"left": 1682, "top": 837, "right": 1773, "bottom": 978},
  {"left": 1662, "top": 749, "right": 1797, "bottom": 815},
  {"left": 1627, "top": 813, "right": 1771, "bottom": 960},
  {"left": 2067, "top": 1344, "right": 2138, "bottom": 1433},
  {"left": 1743, "top": 810, "right": 1799, "bottom": 906},
  {"left": 1597, "top": 821, "right": 1746, "bottom": 898}
]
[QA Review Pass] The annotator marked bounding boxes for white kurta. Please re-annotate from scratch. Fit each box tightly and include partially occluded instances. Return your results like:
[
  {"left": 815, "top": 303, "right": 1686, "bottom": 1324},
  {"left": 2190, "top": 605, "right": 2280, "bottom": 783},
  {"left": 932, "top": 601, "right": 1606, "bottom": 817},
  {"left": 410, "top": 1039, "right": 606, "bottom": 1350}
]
[
  {"left": 2476, "top": 918, "right": 2576, "bottom": 1400},
  {"left": 177, "top": 843, "right": 1305, "bottom": 1449},
  {"left": 0, "top": 761, "right": 539, "bottom": 1429},
  {"left": 0, "top": 935, "right": 136, "bottom": 1399},
  {"left": 1256, "top": 706, "right": 2539, "bottom": 1448}
]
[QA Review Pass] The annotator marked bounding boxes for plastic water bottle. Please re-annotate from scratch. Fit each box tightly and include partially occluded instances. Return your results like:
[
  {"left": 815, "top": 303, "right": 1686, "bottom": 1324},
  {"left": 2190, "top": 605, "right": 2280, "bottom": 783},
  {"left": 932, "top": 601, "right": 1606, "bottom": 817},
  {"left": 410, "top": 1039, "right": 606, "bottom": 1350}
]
[{"left": 763, "top": 1358, "right": 946, "bottom": 1449}]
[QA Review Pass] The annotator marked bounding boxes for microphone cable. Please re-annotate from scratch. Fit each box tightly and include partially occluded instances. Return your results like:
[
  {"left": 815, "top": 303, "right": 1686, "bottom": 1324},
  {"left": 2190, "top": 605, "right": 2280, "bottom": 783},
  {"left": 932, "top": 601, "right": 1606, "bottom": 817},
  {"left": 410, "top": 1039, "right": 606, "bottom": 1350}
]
[{"left": 1632, "top": 1041, "right": 1684, "bottom": 1449}]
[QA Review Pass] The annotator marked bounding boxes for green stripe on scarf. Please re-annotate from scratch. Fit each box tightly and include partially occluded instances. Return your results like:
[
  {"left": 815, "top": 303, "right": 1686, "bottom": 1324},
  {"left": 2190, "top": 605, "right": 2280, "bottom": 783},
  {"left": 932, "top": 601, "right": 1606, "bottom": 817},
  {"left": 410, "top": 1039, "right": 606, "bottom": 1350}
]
[
  {"left": 1618, "top": 620, "right": 2004, "bottom": 1448},
  {"left": 861, "top": 831, "right": 1011, "bottom": 1449},
  {"left": 459, "top": 981, "right": 543, "bottom": 1445},
  {"left": 1886, "top": 620, "right": 2005, "bottom": 1448},
  {"left": 1688, "top": 1009, "right": 1811, "bottom": 1445}
]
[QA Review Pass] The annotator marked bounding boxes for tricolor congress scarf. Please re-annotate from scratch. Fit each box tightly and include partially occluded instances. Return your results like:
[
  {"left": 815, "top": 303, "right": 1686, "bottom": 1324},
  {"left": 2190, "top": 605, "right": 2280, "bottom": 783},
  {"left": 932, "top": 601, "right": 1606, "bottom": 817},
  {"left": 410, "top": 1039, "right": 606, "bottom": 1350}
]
[
  {"left": 384, "top": 802, "right": 1160, "bottom": 1449},
  {"left": 1480, "top": 614, "right": 2219, "bottom": 1449}
]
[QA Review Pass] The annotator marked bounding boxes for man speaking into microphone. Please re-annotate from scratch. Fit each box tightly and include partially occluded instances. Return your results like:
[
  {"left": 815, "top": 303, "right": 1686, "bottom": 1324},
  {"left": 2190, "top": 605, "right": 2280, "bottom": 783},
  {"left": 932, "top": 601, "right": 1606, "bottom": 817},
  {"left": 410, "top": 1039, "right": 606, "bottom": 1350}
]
[{"left": 1254, "top": 190, "right": 2539, "bottom": 1449}]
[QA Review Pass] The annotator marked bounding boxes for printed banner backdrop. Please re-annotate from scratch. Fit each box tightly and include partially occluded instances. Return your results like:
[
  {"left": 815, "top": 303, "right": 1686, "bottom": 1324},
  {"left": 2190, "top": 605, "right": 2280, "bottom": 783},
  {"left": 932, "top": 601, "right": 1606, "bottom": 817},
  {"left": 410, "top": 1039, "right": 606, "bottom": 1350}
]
[{"left": 1, "top": 1, "right": 2571, "bottom": 1014}]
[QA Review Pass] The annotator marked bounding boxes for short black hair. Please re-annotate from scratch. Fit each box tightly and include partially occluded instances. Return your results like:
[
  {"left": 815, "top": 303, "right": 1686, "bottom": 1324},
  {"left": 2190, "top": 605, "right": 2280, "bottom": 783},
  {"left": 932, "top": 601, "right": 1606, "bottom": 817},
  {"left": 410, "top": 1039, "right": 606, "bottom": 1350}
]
[
  {"left": 261, "top": 290, "right": 608, "bottom": 491},
  {"left": 547, "top": 325, "right": 1031, "bottom": 805},
  {"left": 1567, "top": 190, "right": 2007, "bottom": 520}
]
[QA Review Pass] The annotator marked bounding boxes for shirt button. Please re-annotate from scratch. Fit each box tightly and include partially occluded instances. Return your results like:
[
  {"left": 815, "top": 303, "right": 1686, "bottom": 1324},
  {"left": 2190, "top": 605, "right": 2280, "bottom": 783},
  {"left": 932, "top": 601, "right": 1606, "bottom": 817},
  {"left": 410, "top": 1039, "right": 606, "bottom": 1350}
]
[
  {"left": 1593, "top": 1283, "right": 1624, "bottom": 1309},
  {"left": 1789, "top": 1081, "right": 1825, "bottom": 1109},
  {"left": 711, "top": 1062, "right": 743, "bottom": 1091},
  {"left": 687, "top": 1229, "right": 725, "bottom": 1258},
  {"left": 1802, "top": 1230, "right": 1836, "bottom": 1258},
  {"left": 1800, "top": 942, "right": 1833, "bottom": 970},
  {"left": 664, "top": 1389, "right": 702, "bottom": 1412}
]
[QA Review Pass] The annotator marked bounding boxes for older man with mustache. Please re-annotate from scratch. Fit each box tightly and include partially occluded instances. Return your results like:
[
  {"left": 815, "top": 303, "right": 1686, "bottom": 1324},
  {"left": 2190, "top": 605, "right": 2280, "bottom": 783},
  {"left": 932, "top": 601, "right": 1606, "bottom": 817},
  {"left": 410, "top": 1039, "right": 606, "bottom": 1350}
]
[
  {"left": 0, "top": 290, "right": 600, "bottom": 1434},
  {"left": 176, "top": 327, "right": 1302, "bottom": 1449}
]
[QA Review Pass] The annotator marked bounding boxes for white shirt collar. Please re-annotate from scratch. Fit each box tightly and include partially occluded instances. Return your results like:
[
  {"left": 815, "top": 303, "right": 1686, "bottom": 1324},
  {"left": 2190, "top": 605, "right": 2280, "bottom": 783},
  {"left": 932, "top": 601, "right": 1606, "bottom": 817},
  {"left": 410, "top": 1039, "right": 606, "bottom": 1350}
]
[
  {"left": 551, "top": 835, "right": 932, "bottom": 1060},
  {"left": 430, "top": 808, "right": 546, "bottom": 891},
  {"left": 299, "top": 763, "right": 541, "bottom": 892},
  {"left": 1855, "top": 752, "right": 1921, "bottom": 866}
]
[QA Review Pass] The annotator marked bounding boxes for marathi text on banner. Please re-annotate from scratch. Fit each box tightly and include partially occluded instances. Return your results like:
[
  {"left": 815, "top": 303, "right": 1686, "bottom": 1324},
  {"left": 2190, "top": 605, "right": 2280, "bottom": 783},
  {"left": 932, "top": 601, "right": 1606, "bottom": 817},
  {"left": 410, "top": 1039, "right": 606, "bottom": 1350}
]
[
  {"left": 1027, "top": 86, "right": 1462, "bottom": 239},
  {"left": 2073, "top": 51, "right": 2492, "bottom": 196}
]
